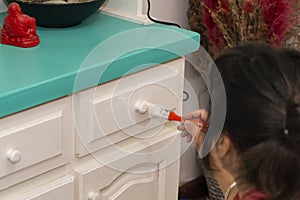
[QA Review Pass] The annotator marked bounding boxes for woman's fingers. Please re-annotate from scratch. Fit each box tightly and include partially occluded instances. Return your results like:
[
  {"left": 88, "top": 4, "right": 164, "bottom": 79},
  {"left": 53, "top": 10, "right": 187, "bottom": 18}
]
[
  {"left": 184, "top": 120, "right": 201, "bottom": 137},
  {"left": 177, "top": 122, "right": 185, "bottom": 131},
  {"left": 178, "top": 109, "right": 209, "bottom": 145},
  {"left": 182, "top": 109, "right": 209, "bottom": 121},
  {"left": 180, "top": 131, "right": 188, "bottom": 137},
  {"left": 186, "top": 134, "right": 193, "bottom": 143}
]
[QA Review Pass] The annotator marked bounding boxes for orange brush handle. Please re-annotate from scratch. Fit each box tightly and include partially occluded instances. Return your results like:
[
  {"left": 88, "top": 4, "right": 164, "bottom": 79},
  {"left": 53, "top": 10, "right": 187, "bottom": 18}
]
[
  {"left": 168, "top": 111, "right": 182, "bottom": 121},
  {"left": 168, "top": 111, "right": 209, "bottom": 133}
]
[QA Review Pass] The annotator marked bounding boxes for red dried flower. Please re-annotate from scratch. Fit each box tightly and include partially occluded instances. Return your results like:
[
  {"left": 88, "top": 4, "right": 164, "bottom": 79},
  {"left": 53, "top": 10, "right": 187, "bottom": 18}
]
[
  {"left": 243, "top": 0, "right": 255, "bottom": 14},
  {"left": 261, "top": 0, "right": 293, "bottom": 46},
  {"left": 191, "top": 0, "right": 297, "bottom": 56},
  {"left": 202, "top": 0, "right": 226, "bottom": 53},
  {"left": 220, "top": 0, "right": 229, "bottom": 13},
  {"left": 203, "top": 0, "right": 219, "bottom": 11}
]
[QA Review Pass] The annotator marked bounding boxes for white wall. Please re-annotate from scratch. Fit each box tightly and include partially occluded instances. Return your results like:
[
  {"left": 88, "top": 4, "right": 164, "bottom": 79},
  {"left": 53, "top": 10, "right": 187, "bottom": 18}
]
[
  {"left": 103, "top": 0, "right": 143, "bottom": 15},
  {"left": 102, "top": 0, "right": 190, "bottom": 29},
  {"left": 0, "top": 0, "right": 7, "bottom": 13},
  {"left": 149, "top": 0, "right": 190, "bottom": 29}
]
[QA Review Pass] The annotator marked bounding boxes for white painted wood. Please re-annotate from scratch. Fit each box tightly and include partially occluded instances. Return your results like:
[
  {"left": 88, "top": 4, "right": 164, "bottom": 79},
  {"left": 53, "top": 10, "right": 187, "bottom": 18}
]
[
  {"left": 74, "top": 58, "right": 185, "bottom": 157},
  {"left": 75, "top": 133, "right": 180, "bottom": 200},
  {"left": 2, "top": 175, "right": 74, "bottom": 200},
  {"left": 0, "top": 112, "right": 63, "bottom": 176},
  {"left": 0, "top": 97, "right": 72, "bottom": 190},
  {"left": 103, "top": 0, "right": 142, "bottom": 15},
  {"left": 74, "top": 121, "right": 182, "bottom": 199},
  {"left": 100, "top": 0, "right": 150, "bottom": 24},
  {"left": 6, "top": 149, "right": 22, "bottom": 164}
]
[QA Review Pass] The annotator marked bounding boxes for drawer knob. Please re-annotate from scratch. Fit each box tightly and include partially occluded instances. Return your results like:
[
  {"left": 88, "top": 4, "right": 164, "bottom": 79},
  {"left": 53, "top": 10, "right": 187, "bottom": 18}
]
[
  {"left": 134, "top": 101, "right": 149, "bottom": 114},
  {"left": 88, "top": 191, "right": 100, "bottom": 200},
  {"left": 7, "top": 149, "right": 21, "bottom": 163}
]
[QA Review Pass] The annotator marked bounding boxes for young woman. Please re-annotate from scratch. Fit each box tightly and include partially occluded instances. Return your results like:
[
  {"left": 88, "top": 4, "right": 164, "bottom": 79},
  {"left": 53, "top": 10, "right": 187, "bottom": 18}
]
[{"left": 178, "top": 43, "right": 300, "bottom": 200}]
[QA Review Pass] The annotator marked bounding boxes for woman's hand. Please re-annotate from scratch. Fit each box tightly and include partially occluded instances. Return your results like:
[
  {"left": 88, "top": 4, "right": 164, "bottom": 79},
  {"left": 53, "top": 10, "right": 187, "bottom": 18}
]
[{"left": 177, "top": 109, "right": 209, "bottom": 150}]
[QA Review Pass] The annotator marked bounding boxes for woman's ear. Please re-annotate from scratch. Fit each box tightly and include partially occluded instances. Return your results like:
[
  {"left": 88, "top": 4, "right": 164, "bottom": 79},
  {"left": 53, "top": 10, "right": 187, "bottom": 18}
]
[{"left": 216, "top": 131, "right": 232, "bottom": 158}]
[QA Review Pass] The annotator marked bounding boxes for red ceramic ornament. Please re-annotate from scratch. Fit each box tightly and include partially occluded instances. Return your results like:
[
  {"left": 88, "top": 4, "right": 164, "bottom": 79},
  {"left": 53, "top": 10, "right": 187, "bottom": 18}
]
[{"left": 1, "top": 2, "right": 40, "bottom": 48}]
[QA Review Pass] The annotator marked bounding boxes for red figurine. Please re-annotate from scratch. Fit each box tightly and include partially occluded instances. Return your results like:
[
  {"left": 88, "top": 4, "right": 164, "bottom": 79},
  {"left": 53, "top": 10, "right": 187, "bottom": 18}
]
[{"left": 1, "top": 2, "right": 40, "bottom": 48}]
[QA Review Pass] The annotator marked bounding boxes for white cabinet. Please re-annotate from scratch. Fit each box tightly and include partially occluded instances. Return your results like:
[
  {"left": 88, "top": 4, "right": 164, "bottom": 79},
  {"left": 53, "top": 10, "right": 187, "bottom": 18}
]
[
  {"left": 0, "top": 58, "right": 185, "bottom": 200},
  {"left": 75, "top": 128, "right": 181, "bottom": 200}
]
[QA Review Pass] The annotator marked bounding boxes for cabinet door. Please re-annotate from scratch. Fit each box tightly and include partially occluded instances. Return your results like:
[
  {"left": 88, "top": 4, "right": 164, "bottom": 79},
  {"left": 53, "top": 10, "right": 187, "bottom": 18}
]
[
  {"left": 77, "top": 162, "right": 179, "bottom": 200},
  {"left": 85, "top": 163, "right": 161, "bottom": 200},
  {"left": 75, "top": 132, "right": 181, "bottom": 200}
]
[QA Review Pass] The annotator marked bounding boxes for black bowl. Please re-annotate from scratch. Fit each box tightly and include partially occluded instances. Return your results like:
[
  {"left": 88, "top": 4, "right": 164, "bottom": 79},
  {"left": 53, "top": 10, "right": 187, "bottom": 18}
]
[{"left": 4, "top": 0, "right": 107, "bottom": 27}]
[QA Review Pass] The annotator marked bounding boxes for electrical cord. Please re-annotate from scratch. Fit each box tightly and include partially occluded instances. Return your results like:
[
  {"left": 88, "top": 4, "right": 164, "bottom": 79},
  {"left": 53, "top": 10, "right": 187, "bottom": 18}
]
[{"left": 146, "top": 0, "right": 181, "bottom": 28}]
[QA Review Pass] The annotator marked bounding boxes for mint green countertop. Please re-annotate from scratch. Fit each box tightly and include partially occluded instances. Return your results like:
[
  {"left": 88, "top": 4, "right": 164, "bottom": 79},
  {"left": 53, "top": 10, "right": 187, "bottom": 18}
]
[{"left": 0, "top": 12, "right": 200, "bottom": 118}]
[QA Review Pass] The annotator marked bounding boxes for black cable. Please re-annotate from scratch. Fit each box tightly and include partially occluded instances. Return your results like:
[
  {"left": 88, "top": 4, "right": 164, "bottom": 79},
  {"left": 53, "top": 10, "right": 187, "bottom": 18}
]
[{"left": 146, "top": 0, "right": 181, "bottom": 28}]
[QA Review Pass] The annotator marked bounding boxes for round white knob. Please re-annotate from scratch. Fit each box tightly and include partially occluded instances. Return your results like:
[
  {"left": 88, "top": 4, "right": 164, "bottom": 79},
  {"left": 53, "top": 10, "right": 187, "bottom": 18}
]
[
  {"left": 134, "top": 101, "right": 148, "bottom": 114},
  {"left": 88, "top": 191, "right": 100, "bottom": 200},
  {"left": 7, "top": 149, "right": 21, "bottom": 163}
]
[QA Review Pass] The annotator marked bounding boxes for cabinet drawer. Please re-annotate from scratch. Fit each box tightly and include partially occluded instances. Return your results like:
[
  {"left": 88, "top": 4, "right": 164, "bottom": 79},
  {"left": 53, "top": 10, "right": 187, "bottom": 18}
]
[
  {"left": 74, "top": 58, "right": 184, "bottom": 157},
  {"left": 0, "top": 97, "right": 72, "bottom": 190},
  {"left": 3, "top": 175, "right": 74, "bottom": 200}
]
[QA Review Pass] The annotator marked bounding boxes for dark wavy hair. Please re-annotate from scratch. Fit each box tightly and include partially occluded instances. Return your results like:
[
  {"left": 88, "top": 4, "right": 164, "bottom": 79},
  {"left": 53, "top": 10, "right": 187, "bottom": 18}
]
[{"left": 215, "top": 43, "right": 300, "bottom": 200}]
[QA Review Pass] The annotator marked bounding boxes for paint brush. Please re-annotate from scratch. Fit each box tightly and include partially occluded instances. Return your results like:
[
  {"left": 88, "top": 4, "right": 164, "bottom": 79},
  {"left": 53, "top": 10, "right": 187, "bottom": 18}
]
[{"left": 135, "top": 101, "right": 208, "bottom": 133}]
